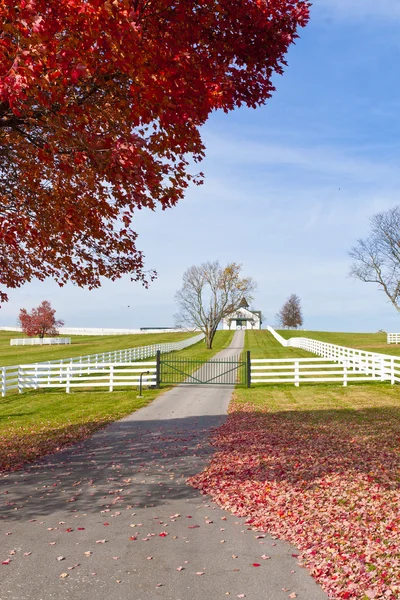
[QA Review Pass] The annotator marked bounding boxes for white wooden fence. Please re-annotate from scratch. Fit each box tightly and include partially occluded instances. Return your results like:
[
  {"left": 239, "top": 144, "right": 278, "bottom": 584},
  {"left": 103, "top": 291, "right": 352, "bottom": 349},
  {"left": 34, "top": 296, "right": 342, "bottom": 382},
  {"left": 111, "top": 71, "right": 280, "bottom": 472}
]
[
  {"left": 10, "top": 338, "right": 71, "bottom": 346},
  {"left": 1, "top": 333, "right": 204, "bottom": 396},
  {"left": 387, "top": 333, "right": 400, "bottom": 344},
  {"left": 265, "top": 326, "right": 400, "bottom": 385},
  {"left": 251, "top": 357, "right": 399, "bottom": 386},
  {"left": 267, "top": 327, "right": 289, "bottom": 347},
  {"left": 2, "top": 362, "right": 157, "bottom": 394}
]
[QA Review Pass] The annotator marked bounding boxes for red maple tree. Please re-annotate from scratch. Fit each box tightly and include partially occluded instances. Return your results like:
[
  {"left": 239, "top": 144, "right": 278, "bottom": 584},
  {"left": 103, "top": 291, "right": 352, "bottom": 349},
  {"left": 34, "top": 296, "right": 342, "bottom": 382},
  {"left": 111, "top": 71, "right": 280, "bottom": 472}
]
[
  {"left": 18, "top": 300, "right": 64, "bottom": 338},
  {"left": 0, "top": 0, "right": 310, "bottom": 304}
]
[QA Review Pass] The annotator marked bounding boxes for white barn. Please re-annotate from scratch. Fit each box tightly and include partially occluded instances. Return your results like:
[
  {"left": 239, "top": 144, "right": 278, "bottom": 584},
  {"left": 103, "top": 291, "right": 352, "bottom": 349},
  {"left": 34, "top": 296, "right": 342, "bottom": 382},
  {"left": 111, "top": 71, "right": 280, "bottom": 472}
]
[{"left": 222, "top": 299, "right": 262, "bottom": 331}]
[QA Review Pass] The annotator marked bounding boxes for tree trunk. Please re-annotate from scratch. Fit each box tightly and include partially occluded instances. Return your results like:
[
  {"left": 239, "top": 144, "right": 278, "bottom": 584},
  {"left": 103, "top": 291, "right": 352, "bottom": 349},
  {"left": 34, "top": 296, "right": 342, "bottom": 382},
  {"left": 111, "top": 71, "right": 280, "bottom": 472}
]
[{"left": 206, "top": 328, "right": 217, "bottom": 349}]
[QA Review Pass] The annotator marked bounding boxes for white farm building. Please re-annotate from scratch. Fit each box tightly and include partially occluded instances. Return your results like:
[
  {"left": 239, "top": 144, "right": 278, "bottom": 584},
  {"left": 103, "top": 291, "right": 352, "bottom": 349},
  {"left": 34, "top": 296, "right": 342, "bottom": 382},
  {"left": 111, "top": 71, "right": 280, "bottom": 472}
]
[{"left": 222, "top": 298, "right": 262, "bottom": 331}]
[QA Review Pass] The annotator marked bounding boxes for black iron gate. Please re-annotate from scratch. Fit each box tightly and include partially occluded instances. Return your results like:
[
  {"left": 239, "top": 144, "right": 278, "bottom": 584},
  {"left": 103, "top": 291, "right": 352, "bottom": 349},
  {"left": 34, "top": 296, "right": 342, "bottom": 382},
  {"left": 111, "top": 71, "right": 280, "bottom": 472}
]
[{"left": 157, "top": 351, "right": 250, "bottom": 387}]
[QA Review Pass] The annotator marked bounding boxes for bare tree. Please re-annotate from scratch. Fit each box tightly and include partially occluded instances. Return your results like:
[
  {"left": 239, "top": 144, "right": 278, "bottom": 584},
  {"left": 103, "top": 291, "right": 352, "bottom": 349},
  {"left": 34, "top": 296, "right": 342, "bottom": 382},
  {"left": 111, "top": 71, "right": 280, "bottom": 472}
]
[
  {"left": 175, "top": 261, "right": 256, "bottom": 349},
  {"left": 349, "top": 206, "right": 400, "bottom": 312},
  {"left": 276, "top": 294, "right": 303, "bottom": 329}
]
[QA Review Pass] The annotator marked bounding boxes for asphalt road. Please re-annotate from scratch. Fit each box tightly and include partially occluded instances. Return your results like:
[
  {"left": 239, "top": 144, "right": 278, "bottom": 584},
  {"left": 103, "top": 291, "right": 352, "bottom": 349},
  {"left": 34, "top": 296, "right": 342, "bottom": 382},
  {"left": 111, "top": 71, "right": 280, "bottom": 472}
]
[{"left": 0, "top": 330, "right": 327, "bottom": 600}]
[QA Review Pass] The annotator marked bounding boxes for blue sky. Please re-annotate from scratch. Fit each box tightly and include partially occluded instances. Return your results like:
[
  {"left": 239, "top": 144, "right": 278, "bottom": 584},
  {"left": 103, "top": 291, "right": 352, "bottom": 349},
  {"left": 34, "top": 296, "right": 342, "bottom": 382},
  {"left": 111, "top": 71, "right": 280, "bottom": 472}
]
[{"left": 2, "top": 1, "right": 400, "bottom": 332}]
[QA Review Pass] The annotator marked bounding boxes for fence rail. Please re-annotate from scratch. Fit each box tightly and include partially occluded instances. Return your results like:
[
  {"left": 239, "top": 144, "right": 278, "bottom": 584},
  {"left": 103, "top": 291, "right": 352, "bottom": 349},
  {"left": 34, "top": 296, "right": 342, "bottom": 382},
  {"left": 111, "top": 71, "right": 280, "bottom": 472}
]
[
  {"left": 267, "top": 326, "right": 290, "bottom": 347},
  {"left": 266, "top": 326, "right": 400, "bottom": 385},
  {"left": 10, "top": 338, "right": 71, "bottom": 346},
  {"left": 251, "top": 357, "right": 400, "bottom": 386},
  {"left": 387, "top": 333, "right": 400, "bottom": 344},
  {"left": 1, "top": 333, "right": 204, "bottom": 396},
  {"left": 2, "top": 362, "right": 157, "bottom": 395}
]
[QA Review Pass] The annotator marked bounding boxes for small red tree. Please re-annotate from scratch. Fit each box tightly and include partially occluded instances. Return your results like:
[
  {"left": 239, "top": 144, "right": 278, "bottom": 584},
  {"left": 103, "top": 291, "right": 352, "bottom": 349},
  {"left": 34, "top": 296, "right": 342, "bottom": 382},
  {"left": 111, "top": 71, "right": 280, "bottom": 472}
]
[
  {"left": 0, "top": 0, "right": 310, "bottom": 304},
  {"left": 18, "top": 301, "right": 64, "bottom": 338}
]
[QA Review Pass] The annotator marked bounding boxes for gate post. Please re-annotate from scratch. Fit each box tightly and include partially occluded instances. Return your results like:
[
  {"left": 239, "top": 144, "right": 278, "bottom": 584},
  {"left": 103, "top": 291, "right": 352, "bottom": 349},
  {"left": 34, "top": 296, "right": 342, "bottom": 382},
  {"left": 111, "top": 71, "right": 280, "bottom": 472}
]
[
  {"left": 156, "top": 350, "right": 161, "bottom": 389},
  {"left": 246, "top": 351, "right": 251, "bottom": 388}
]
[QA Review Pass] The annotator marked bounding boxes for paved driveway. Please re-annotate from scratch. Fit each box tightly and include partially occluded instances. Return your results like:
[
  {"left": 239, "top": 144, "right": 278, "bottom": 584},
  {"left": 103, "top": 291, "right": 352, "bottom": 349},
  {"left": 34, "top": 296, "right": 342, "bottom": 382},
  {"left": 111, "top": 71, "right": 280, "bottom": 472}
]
[{"left": 0, "top": 330, "right": 327, "bottom": 600}]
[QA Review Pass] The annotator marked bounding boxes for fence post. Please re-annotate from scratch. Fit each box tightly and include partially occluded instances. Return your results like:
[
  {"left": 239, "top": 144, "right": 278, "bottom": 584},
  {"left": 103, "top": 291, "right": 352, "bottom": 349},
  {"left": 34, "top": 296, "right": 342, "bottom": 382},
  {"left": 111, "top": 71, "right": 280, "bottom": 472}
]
[
  {"left": 109, "top": 365, "right": 114, "bottom": 392},
  {"left": 343, "top": 362, "right": 348, "bottom": 387},
  {"left": 156, "top": 350, "right": 161, "bottom": 389},
  {"left": 380, "top": 357, "right": 385, "bottom": 381},
  {"left": 18, "top": 365, "right": 22, "bottom": 393},
  {"left": 246, "top": 351, "right": 251, "bottom": 388},
  {"left": 66, "top": 364, "right": 71, "bottom": 393},
  {"left": 391, "top": 358, "right": 395, "bottom": 385},
  {"left": 294, "top": 361, "right": 300, "bottom": 387},
  {"left": 1, "top": 367, "right": 6, "bottom": 397}
]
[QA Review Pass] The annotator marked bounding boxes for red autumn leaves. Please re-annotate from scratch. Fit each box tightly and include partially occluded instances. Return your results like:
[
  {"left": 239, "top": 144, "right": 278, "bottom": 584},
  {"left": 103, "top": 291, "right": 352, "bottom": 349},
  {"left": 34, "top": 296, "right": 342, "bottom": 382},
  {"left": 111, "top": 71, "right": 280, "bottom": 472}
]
[
  {"left": 0, "top": 0, "right": 310, "bottom": 303},
  {"left": 0, "top": 420, "right": 113, "bottom": 472},
  {"left": 189, "top": 404, "right": 400, "bottom": 599},
  {"left": 18, "top": 300, "right": 64, "bottom": 338}
]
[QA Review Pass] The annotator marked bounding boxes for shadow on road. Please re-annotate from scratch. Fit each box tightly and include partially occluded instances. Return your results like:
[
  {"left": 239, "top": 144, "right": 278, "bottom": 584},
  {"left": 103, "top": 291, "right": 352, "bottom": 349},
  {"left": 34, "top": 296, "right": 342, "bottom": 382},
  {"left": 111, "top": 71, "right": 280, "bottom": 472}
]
[{"left": 0, "top": 413, "right": 227, "bottom": 522}]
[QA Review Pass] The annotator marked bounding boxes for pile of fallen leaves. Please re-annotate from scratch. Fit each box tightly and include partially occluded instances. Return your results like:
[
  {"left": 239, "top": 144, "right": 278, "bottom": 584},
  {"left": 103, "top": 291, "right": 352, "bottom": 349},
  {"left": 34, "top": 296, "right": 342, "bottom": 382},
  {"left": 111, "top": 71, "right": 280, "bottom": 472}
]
[
  {"left": 0, "top": 420, "right": 111, "bottom": 472},
  {"left": 189, "top": 400, "right": 400, "bottom": 599}
]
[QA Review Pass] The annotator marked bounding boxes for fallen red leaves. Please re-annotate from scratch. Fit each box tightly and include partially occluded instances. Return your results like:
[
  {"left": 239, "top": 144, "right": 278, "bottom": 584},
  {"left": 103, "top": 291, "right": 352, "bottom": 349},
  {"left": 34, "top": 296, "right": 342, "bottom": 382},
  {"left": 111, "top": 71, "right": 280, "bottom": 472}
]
[
  {"left": 189, "top": 402, "right": 400, "bottom": 599},
  {"left": 0, "top": 420, "right": 112, "bottom": 472}
]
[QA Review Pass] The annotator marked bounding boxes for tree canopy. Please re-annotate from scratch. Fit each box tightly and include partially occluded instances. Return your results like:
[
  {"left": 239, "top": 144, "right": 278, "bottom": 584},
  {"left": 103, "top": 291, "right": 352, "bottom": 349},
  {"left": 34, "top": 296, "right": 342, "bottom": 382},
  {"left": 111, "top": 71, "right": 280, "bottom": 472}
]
[
  {"left": 0, "top": 0, "right": 310, "bottom": 304},
  {"left": 349, "top": 206, "right": 400, "bottom": 313},
  {"left": 18, "top": 300, "right": 64, "bottom": 337},
  {"left": 277, "top": 294, "right": 303, "bottom": 329},
  {"left": 175, "top": 261, "right": 256, "bottom": 348}
]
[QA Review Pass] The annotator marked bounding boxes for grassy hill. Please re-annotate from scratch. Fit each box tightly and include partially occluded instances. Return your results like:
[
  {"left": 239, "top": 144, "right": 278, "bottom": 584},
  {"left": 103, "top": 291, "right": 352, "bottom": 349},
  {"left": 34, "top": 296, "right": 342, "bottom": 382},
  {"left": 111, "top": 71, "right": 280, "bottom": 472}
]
[{"left": 244, "top": 330, "right": 314, "bottom": 358}]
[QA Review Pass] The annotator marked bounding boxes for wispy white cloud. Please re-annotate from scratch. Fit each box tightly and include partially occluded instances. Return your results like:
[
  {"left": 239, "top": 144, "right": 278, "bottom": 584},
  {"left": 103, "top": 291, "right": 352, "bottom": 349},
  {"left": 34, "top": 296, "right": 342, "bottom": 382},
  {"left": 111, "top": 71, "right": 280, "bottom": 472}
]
[
  {"left": 203, "top": 131, "right": 400, "bottom": 190},
  {"left": 316, "top": 0, "right": 400, "bottom": 20}
]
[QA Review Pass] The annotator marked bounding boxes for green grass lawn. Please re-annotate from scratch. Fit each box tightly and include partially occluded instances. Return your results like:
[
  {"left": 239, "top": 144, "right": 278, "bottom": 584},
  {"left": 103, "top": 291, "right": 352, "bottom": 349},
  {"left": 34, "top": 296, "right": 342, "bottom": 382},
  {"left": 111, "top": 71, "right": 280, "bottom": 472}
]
[
  {"left": 277, "top": 329, "right": 400, "bottom": 357},
  {"left": 171, "top": 330, "right": 234, "bottom": 361},
  {"left": 234, "top": 379, "right": 400, "bottom": 414},
  {"left": 0, "top": 330, "right": 195, "bottom": 367},
  {"left": 0, "top": 330, "right": 234, "bottom": 472},
  {"left": 245, "top": 329, "right": 314, "bottom": 358}
]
